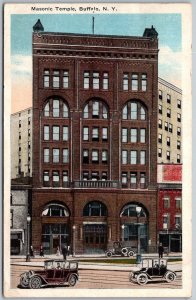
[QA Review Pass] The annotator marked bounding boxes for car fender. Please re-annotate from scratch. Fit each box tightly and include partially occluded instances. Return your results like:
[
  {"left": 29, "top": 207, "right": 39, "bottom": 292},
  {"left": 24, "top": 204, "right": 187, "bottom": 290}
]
[
  {"left": 68, "top": 273, "right": 79, "bottom": 281},
  {"left": 30, "top": 274, "right": 47, "bottom": 285}
]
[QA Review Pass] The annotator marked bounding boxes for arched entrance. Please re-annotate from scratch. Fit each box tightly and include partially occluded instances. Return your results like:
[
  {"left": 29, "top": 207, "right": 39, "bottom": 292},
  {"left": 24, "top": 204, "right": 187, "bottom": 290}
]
[
  {"left": 41, "top": 203, "right": 70, "bottom": 254},
  {"left": 83, "top": 201, "right": 108, "bottom": 254},
  {"left": 120, "top": 203, "right": 148, "bottom": 253}
]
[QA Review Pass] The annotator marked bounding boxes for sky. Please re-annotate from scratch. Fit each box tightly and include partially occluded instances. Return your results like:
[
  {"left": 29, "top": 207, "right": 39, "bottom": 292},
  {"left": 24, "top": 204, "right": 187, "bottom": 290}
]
[{"left": 11, "top": 13, "right": 182, "bottom": 113}]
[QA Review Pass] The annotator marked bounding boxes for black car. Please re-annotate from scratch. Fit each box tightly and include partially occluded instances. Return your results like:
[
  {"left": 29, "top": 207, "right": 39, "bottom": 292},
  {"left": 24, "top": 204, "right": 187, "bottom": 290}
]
[
  {"left": 129, "top": 258, "right": 176, "bottom": 285},
  {"left": 105, "top": 241, "right": 135, "bottom": 257}
]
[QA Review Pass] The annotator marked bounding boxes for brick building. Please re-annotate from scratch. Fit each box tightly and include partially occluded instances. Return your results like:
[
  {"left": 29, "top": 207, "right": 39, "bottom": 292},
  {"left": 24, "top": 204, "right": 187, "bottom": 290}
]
[
  {"left": 157, "top": 164, "right": 182, "bottom": 252},
  {"left": 32, "top": 20, "right": 159, "bottom": 254}
]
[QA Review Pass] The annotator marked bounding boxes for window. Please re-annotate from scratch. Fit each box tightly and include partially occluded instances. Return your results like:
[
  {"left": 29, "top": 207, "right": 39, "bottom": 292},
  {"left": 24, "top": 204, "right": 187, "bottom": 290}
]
[
  {"left": 140, "top": 129, "right": 146, "bottom": 143},
  {"left": 102, "top": 150, "right": 108, "bottom": 163},
  {"left": 175, "top": 197, "right": 182, "bottom": 208},
  {"left": 28, "top": 117, "right": 31, "bottom": 125},
  {"left": 83, "top": 149, "right": 89, "bottom": 164},
  {"left": 10, "top": 211, "right": 13, "bottom": 228},
  {"left": 140, "top": 151, "right": 146, "bottom": 165},
  {"left": 158, "top": 119, "right": 162, "bottom": 129},
  {"left": 44, "top": 102, "right": 49, "bottom": 117},
  {"left": 130, "top": 128, "right": 137, "bottom": 143},
  {"left": 83, "top": 171, "right": 89, "bottom": 180},
  {"left": 92, "top": 101, "right": 99, "bottom": 118},
  {"left": 52, "top": 126, "right": 59, "bottom": 141},
  {"left": 92, "top": 150, "right": 99, "bottom": 163},
  {"left": 164, "top": 197, "right": 170, "bottom": 208},
  {"left": 83, "top": 104, "right": 89, "bottom": 118},
  {"left": 141, "top": 74, "right": 147, "bottom": 91},
  {"left": 163, "top": 214, "right": 169, "bottom": 229},
  {"left": 177, "top": 154, "right": 181, "bottom": 163},
  {"left": 177, "top": 99, "right": 181, "bottom": 109},
  {"left": 52, "top": 148, "right": 59, "bottom": 163},
  {"left": 102, "top": 128, "right": 108, "bottom": 141},
  {"left": 102, "top": 104, "right": 108, "bottom": 119},
  {"left": 130, "top": 150, "right": 137, "bottom": 164},
  {"left": 91, "top": 172, "right": 99, "bottom": 181},
  {"left": 53, "top": 70, "right": 60, "bottom": 88},
  {"left": 63, "top": 103, "right": 68, "bottom": 118},
  {"left": 158, "top": 148, "right": 162, "bottom": 157},
  {"left": 122, "top": 128, "right": 128, "bottom": 143},
  {"left": 175, "top": 215, "right": 181, "bottom": 228},
  {"left": 167, "top": 108, "right": 171, "bottom": 118},
  {"left": 43, "top": 171, "right": 50, "bottom": 186},
  {"left": 62, "top": 171, "right": 69, "bottom": 187},
  {"left": 167, "top": 94, "right": 171, "bottom": 104},
  {"left": 93, "top": 72, "right": 99, "bottom": 89},
  {"left": 122, "top": 101, "right": 146, "bottom": 120},
  {"left": 177, "top": 113, "right": 181, "bottom": 122},
  {"left": 28, "top": 141, "right": 31, "bottom": 149},
  {"left": 140, "top": 107, "right": 146, "bottom": 120},
  {"left": 83, "top": 201, "right": 107, "bottom": 217},
  {"left": 92, "top": 127, "right": 99, "bottom": 141},
  {"left": 103, "top": 72, "right": 109, "bottom": 90},
  {"left": 122, "top": 150, "right": 128, "bottom": 164},
  {"left": 140, "top": 173, "right": 146, "bottom": 188},
  {"left": 130, "top": 173, "right": 137, "bottom": 188},
  {"left": 63, "top": 149, "right": 69, "bottom": 163},
  {"left": 19, "top": 120, "right": 21, "bottom": 128},
  {"left": 53, "top": 99, "right": 59, "bottom": 117},
  {"left": 131, "top": 74, "right": 138, "bottom": 91},
  {"left": 158, "top": 133, "right": 162, "bottom": 143},
  {"left": 102, "top": 172, "right": 107, "bottom": 181},
  {"left": 19, "top": 132, "right": 21, "bottom": 140},
  {"left": 122, "top": 105, "right": 128, "bottom": 119},
  {"left": 159, "top": 90, "right": 163, "bottom": 100},
  {"left": 63, "top": 126, "right": 68, "bottom": 141},
  {"left": 177, "top": 141, "right": 181, "bottom": 150},
  {"left": 123, "top": 73, "right": 129, "bottom": 90},
  {"left": 169, "top": 123, "right": 173, "bottom": 133},
  {"left": 159, "top": 104, "right": 162, "bottom": 114},
  {"left": 167, "top": 136, "right": 170, "bottom": 147},
  {"left": 28, "top": 129, "right": 31, "bottom": 137},
  {"left": 167, "top": 151, "right": 170, "bottom": 160},
  {"left": 44, "top": 148, "right": 50, "bottom": 163},
  {"left": 43, "top": 70, "right": 50, "bottom": 88},
  {"left": 84, "top": 72, "right": 90, "bottom": 89},
  {"left": 177, "top": 127, "right": 181, "bottom": 136},
  {"left": 44, "top": 125, "right": 49, "bottom": 140},
  {"left": 165, "top": 121, "right": 168, "bottom": 131},
  {"left": 52, "top": 171, "right": 60, "bottom": 187},
  {"left": 63, "top": 71, "right": 69, "bottom": 88},
  {"left": 83, "top": 127, "right": 89, "bottom": 141},
  {"left": 121, "top": 172, "right": 128, "bottom": 186},
  {"left": 131, "top": 102, "right": 137, "bottom": 119}
]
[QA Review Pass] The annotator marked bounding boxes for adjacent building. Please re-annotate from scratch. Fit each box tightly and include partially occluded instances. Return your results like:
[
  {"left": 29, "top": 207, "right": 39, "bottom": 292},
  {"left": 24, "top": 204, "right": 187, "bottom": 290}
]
[{"left": 31, "top": 20, "right": 159, "bottom": 254}]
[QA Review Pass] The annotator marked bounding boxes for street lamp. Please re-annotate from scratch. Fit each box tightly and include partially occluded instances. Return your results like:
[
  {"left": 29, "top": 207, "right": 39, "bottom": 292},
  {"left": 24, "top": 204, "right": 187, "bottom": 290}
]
[
  {"left": 121, "top": 224, "right": 125, "bottom": 242},
  {"left": 136, "top": 206, "right": 142, "bottom": 264},
  {"left": 72, "top": 225, "right": 76, "bottom": 257},
  {"left": 26, "top": 214, "right": 31, "bottom": 262}
]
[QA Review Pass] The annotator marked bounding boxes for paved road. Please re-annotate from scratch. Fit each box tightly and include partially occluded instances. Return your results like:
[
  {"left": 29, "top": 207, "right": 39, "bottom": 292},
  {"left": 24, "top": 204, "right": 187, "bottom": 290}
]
[{"left": 11, "top": 265, "right": 182, "bottom": 289}]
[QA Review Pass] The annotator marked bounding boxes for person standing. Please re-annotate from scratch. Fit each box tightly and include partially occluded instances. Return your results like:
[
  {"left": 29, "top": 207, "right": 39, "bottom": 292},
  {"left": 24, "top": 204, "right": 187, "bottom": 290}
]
[
  {"left": 30, "top": 245, "right": 34, "bottom": 257},
  {"left": 56, "top": 246, "right": 60, "bottom": 256},
  {"left": 158, "top": 243, "right": 164, "bottom": 258},
  {"left": 40, "top": 245, "right": 44, "bottom": 257},
  {"left": 62, "top": 246, "right": 68, "bottom": 260}
]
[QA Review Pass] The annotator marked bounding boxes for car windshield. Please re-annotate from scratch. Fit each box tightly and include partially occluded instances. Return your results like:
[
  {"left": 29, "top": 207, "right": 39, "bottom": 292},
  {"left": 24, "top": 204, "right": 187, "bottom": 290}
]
[{"left": 70, "top": 262, "right": 77, "bottom": 269}]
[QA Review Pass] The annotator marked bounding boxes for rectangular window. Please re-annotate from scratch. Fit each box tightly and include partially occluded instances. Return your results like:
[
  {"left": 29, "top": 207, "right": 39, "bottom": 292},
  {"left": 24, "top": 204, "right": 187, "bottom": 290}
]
[
  {"left": 44, "top": 125, "right": 49, "bottom": 140},
  {"left": 130, "top": 173, "right": 137, "bottom": 189},
  {"left": 53, "top": 148, "right": 60, "bottom": 163},
  {"left": 102, "top": 172, "right": 107, "bottom": 181},
  {"left": 102, "top": 105, "right": 108, "bottom": 119},
  {"left": 177, "top": 99, "right": 181, "bottom": 109},
  {"left": 63, "top": 126, "right": 68, "bottom": 141},
  {"left": 84, "top": 71, "right": 90, "bottom": 89},
  {"left": 164, "top": 197, "right": 170, "bottom": 208},
  {"left": 52, "top": 171, "right": 60, "bottom": 187},
  {"left": 140, "top": 151, "right": 146, "bottom": 165},
  {"left": 175, "top": 197, "right": 182, "bottom": 208},
  {"left": 130, "top": 150, "right": 137, "bottom": 164},
  {"left": 167, "top": 151, "right": 170, "bottom": 160},
  {"left": 83, "top": 171, "right": 89, "bottom": 180},
  {"left": 121, "top": 172, "right": 128, "bottom": 186},
  {"left": 158, "top": 133, "right": 162, "bottom": 143},
  {"left": 177, "top": 141, "right": 181, "bottom": 150},
  {"left": 177, "top": 113, "right": 181, "bottom": 122},
  {"left": 177, "top": 127, "right": 181, "bottom": 136},
  {"left": 53, "top": 99, "right": 60, "bottom": 117},
  {"left": 92, "top": 150, "right": 99, "bottom": 163},
  {"left": 83, "top": 127, "right": 89, "bottom": 141},
  {"left": 158, "top": 119, "right": 162, "bottom": 129},
  {"left": 159, "top": 104, "right": 162, "bottom": 114},
  {"left": 169, "top": 123, "right": 173, "bottom": 133},
  {"left": 83, "top": 149, "right": 89, "bottom": 164},
  {"left": 123, "top": 73, "right": 129, "bottom": 90},
  {"left": 28, "top": 117, "right": 31, "bottom": 125},
  {"left": 102, "top": 150, "right": 108, "bottom": 163},
  {"left": 131, "top": 74, "right": 138, "bottom": 91},
  {"left": 102, "top": 128, "right": 108, "bottom": 141},
  {"left": 175, "top": 215, "right": 181, "bottom": 228},
  {"left": 63, "top": 71, "right": 69, "bottom": 88},
  {"left": 131, "top": 102, "right": 137, "bottom": 120},
  {"left": 93, "top": 72, "right": 99, "bottom": 89},
  {"left": 163, "top": 214, "right": 169, "bottom": 229},
  {"left": 62, "top": 171, "right": 68, "bottom": 187},
  {"left": 53, "top": 70, "right": 60, "bottom": 88},
  {"left": 92, "top": 127, "right": 99, "bottom": 141},
  {"left": 177, "top": 154, "right": 181, "bottom": 163},
  {"left": 122, "top": 150, "right": 128, "bottom": 164},
  {"left": 158, "top": 148, "right": 162, "bottom": 157},
  {"left": 52, "top": 126, "right": 59, "bottom": 141},
  {"left": 28, "top": 129, "right": 31, "bottom": 137},
  {"left": 44, "top": 148, "right": 50, "bottom": 163},
  {"left": 122, "top": 128, "right": 128, "bottom": 143},
  {"left": 44, "top": 103, "right": 49, "bottom": 117},
  {"left": 141, "top": 73, "right": 147, "bottom": 91},
  {"left": 43, "top": 70, "right": 50, "bottom": 88},
  {"left": 83, "top": 104, "right": 89, "bottom": 119},
  {"left": 122, "top": 105, "right": 128, "bottom": 119},
  {"left": 165, "top": 121, "right": 168, "bottom": 131},
  {"left": 167, "top": 136, "right": 170, "bottom": 147},
  {"left": 140, "top": 173, "right": 146, "bottom": 188},
  {"left": 63, "top": 149, "right": 69, "bottom": 163},
  {"left": 159, "top": 90, "right": 163, "bottom": 100},
  {"left": 19, "top": 120, "right": 21, "bottom": 128},
  {"left": 167, "top": 108, "right": 171, "bottom": 118},
  {"left": 130, "top": 128, "right": 137, "bottom": 143},
  {"left": 140, "top": 129, "right": 146, "bottom": 143},
  {"left": 92, "top": 101, "right": 99, "bottom": 118},
  {"left": 103, "top": 72, "right": 109, "bottom": 90},
  {"left": 92, "top": 172, "right": 99, "bottom": 181},
  {"left": 43, "top": 171, "right": 50, "bottom": 186},
  {"left": 167, "top": 94, "right": 171, "bottom": 104}
]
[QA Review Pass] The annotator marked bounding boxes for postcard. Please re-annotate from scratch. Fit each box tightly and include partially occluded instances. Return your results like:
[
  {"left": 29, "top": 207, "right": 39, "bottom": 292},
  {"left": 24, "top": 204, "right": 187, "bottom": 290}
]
[{"left": 4, "top": 2, "right": 192, "bottom": 298}]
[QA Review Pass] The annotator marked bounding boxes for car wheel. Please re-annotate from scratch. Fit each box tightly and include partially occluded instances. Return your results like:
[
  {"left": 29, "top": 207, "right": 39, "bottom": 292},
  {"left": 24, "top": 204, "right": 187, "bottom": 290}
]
[
  {"left": 121, "top": 247, "right": 128, "bottom": 256},
  {"left": 106, "top": 251, "right": 112, "bottom": 257},
  {"left": 137, "top": 273, "right": 148, "bottom": 285},
  {"left": 165, "top": 271, "right": 176, "bottom": 282},
  {"left": 20, "top": 276, "right": 29, "bottom": 288},
  {"left": 29, "top": 276, "right": 42, "bottom": 289},
  {"left": 68, "top": 274, "right": 77, "bottom": 287},
  {"left": 127, "top": 251, "right": 134, "bottom": 257}
]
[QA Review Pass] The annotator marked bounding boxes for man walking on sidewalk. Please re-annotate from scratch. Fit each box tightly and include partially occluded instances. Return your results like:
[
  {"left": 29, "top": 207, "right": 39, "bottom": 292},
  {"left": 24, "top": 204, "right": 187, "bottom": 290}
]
[
  {"left": 158, "top": 243, "right": 164, "bottom": 258},
  {"left": 62, "top": 245, "right": 68, "bottom": 260}
]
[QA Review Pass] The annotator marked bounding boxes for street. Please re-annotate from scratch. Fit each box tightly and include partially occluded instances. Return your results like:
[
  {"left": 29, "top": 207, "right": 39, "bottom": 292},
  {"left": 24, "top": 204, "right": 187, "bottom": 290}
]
[{"left": 11, "top": 264, "right": 182, "bottom": 289}]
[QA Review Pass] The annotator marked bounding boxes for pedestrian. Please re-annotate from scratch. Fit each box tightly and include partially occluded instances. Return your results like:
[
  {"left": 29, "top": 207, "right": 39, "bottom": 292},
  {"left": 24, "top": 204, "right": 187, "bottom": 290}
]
[
  {"left": 62, "top": 245, "right": 68, "bottom": 260},
  {"left": 30, "top": 245, "right": 34, "bottom": 257},
  {"left": 67, "top": 245, "right": 70, "bottom": 256},
  {"left": 40, "top": 245, "right": 44, "bottom": 257},
  {"left": 158, "top": 243, "right": 164, "bottom": 258},
  {"left": 56, "top": 246, "right": 60, "bottom": 256}
]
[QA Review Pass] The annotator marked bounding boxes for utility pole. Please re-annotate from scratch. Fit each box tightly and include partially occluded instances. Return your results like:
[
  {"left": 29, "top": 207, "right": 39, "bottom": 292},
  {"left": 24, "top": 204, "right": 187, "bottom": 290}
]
[{"left": 92, "top": 17, "right": 95, "bottom": 34}]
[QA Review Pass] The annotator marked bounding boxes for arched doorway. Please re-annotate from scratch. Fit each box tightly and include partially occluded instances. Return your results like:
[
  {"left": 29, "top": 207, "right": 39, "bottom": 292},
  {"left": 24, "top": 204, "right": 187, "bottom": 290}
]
[
  {"left": 120, "top": 203, "right": 148, "bottom": 253},
  {"left": 41, "top": 203, "right": 70, "bottom": 254},
  {"left": 83, "top": 201, "right": 108, "bottom": 254}
]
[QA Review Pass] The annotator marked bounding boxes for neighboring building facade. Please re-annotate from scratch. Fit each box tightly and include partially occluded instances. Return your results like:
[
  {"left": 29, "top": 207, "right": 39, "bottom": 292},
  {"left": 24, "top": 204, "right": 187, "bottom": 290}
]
[
  {"left": 158, "top": 78, "right": 182, "bottom": 164},
  {"left": 157, "top": 164, "right": 182, "bottom": 252},
  {"left": 11, "top": 108, "right": 32, "bottom": 179},
  {"left": 32, "top": 21, "right": 159, "bottom": 254}
]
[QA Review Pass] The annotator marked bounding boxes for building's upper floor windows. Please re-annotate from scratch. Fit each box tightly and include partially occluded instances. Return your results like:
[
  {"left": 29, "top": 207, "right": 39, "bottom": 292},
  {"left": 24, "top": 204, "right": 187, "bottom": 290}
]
[
  {"left": 167, "top": 108, "right": 171, "bottom": 118},
  {"left": 122, "top": 128, "right": 146, "bottom": 143},
  {"left": 141, "top": 74, "right": 147, "bottom": 91},
  {"left": 159, "top": 90, "right": 163, "bottom": 100},
  {"left": 83, "top": 71, "right": 109, "bottom": 90},
  {"left": 84, "top": 71, "right": 90, "bottom": 89},
  {"left": 177, "top": 127, "right": 181, "bottom": 136},
  {"left": 122, "top": 101, "right": 147, "bottom": 120},
  {"left": 167, "top": 94, "right": 171, "bottom": 104},
  {"left": 103, "top": 72, "right": 109, "bottom": 90},
  {"left": 177, "top": 140, "right": 181, "bottom": 150},
  {"left": 177, "top": 99, "right": 181, "bottom": 109},
  {"left": 163, "top": 196, "right": 170, "bottom": 208},
  {"left": 158, "top": 119, "right": 162, "bottom": 129},
  {"left": 43, "top": 98, "right": 69, "bottom": 118},
  {"left": 169, "top": 123, "right": 173, "bottom": 133},
  {"left": 43, "top": 70, "right": 50, "bottom": 88},
  {"left": 177, "top": 154, "right": 181, "bottom": 163},
  {"left": 177, "top": 113, "right": 181, "bottom": 122},
  {"left": 53, "top": 70, "right": 60, "bottom": 88},
  {"left": 83, "top": 99, "right": 108, "bottom": 119},
  {"left": 93, "top": 72, "right": 100, "bottom": 89},
  {"left": 158, "top": 148, "right": 162, "bottom": 157},
  {"left": 159, "top": 104, "right": 162, "bottom": 114},
  {"left": 122, "top": 73, "right": 147, "bottom": 91},
  {"left": 123, "top": 73, "right": 129, "bottom": 90},
  {"left": 63, "top": 71, "right": 69, "bottom": 88},
  {"left": 131, "top": 74, "right": 138, "bottom": 91},
  {"left": 43, "top": 69, "right": 69, "bottom": 89},
  {"left": 175, "top": 197, "right": 182, "bottom": 208}
]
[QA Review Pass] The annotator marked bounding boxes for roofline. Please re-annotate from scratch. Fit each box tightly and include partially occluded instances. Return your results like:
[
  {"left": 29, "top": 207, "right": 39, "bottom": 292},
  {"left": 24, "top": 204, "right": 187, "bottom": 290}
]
[
  {"left": 158, "top": 77, "right": 182, "bottom": 94},
  {"left": 11, "top": 107, "right": 32, "bottom": 117}
]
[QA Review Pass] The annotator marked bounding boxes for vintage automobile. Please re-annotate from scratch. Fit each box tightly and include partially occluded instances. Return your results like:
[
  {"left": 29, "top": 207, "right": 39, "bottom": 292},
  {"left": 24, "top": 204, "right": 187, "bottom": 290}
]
[
  {"left": 129, "top": 258, "right": 176, "bottom": 285},
  {"left": 105, "top": 241, "right": 135, "bottom": 257},
  {"left": 20, "top": 260, "right": 79, "bottom": 289}
]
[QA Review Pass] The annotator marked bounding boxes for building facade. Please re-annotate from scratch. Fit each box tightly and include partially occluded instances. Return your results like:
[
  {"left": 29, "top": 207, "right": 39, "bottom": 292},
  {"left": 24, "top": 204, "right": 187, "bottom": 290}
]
[
  {"left": 158, "top": 78, "right": 182, "bottom": 164},
  {"left": 157, "top": 164, "right": 182, "bottom": 252},
  {"left": 32, "top": 20, "right": 159, "bottom": 254},
  {"left": 11, "top": 107, "right": 32, "bottom": 179}
]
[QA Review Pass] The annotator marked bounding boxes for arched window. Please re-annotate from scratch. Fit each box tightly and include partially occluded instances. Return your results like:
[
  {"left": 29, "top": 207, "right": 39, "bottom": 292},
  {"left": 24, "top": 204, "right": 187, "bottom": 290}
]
[
  {"left": 120, "top": 204, "right": 147, "bottom": 217},
  {"left": 83, "top": 201, "right": 108, "bottom": 216},
  {"left": 83, "top": 99, "right": 109, "bottom": 119},
  {"left": 42, "top": 203, "right": 70, "bottom": 217},
  {"left": 43, "top": 98, "right": 69, "bottom": 118},
  {"left": 122, "top": 101, "right": 147, "bottom": 120}
]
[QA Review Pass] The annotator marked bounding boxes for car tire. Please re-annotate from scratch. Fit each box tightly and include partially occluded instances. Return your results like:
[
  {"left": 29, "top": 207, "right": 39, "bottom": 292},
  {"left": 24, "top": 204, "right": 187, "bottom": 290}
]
[
  {"left": 121, "top": 247, "right": 128, "bottom": 256},
  {"left": 68, "top": 274, "right": 77, "bottom": 286},
  {"left": 20, "top": 276, "right": 29, "bottom": 288},
  {"left": 106, "top": 251, "right": 112, "bottom": 257},
  {"left": 127, "top": 251, "right": 134, "bottom": 257},
  {"left": 165, "top": 271, "right": 176, "bottom": 282},
  {"left": 29, "top": 276, "right": 42, "bottom": 289},
  {"left": 137, "top": 273, "right": 148, "bottom": 285}
]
